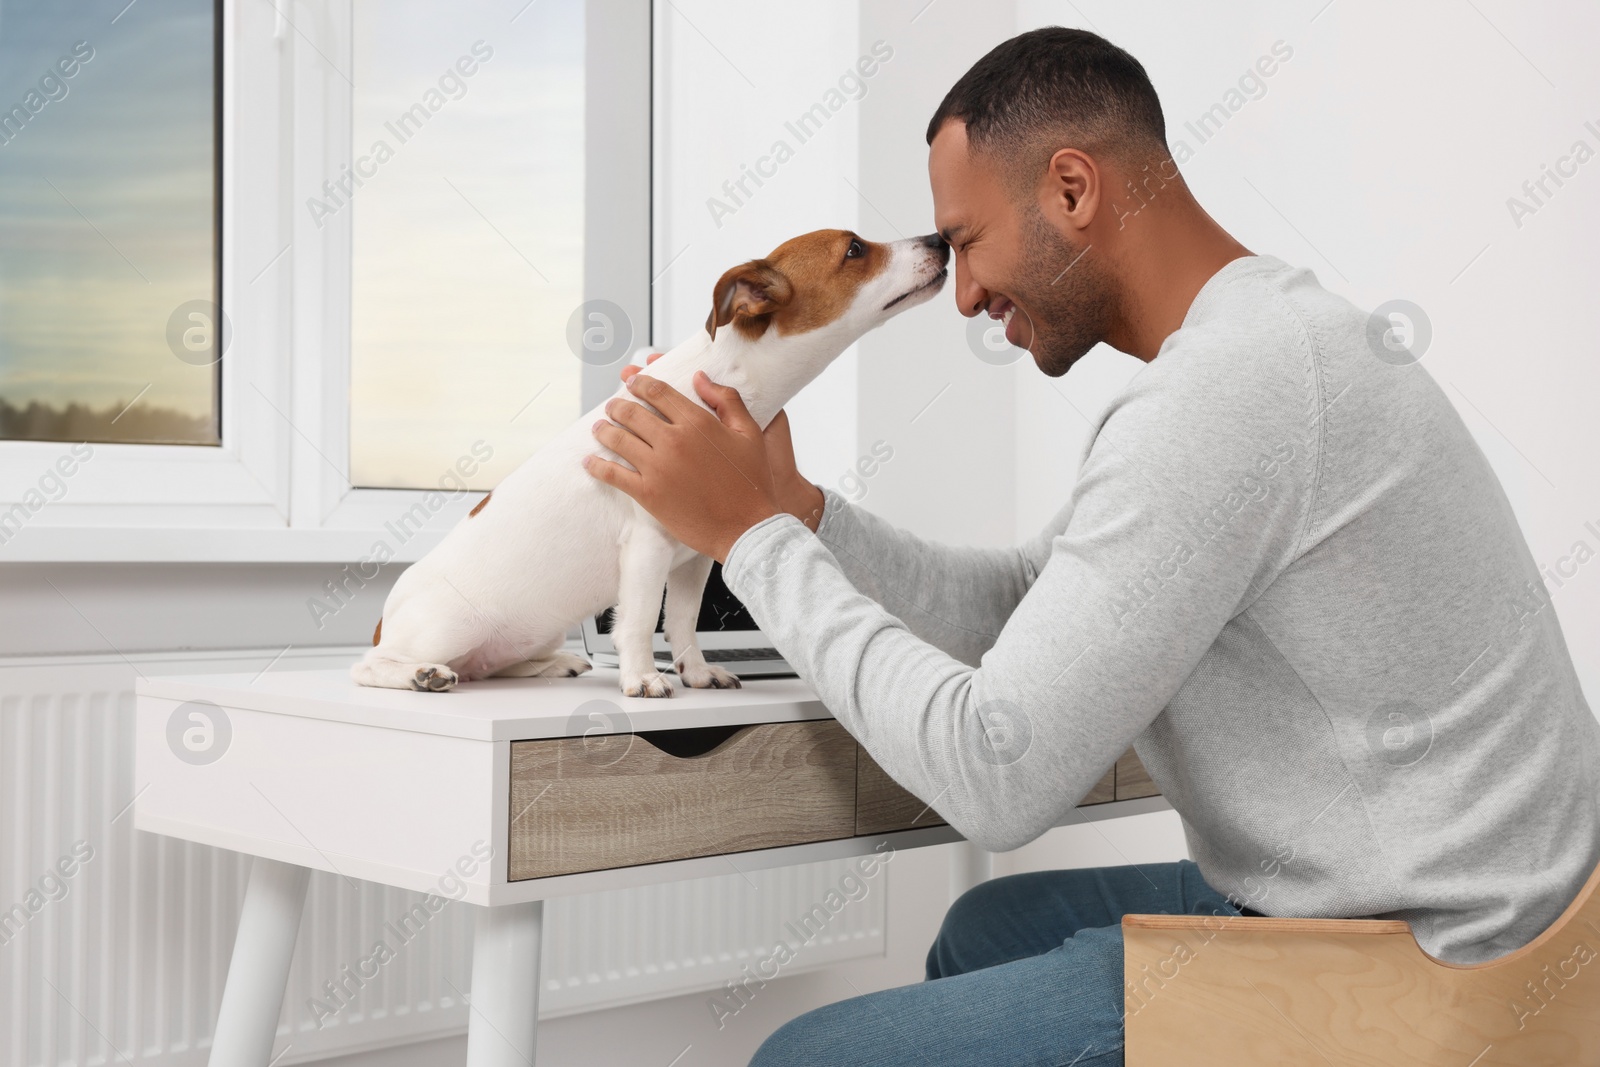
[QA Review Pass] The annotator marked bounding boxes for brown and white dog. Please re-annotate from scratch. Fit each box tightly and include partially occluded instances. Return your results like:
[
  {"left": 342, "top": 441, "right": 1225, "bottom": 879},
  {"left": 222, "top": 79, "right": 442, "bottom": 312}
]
[{"left": 353, "top": 229, "right": 949, "bottom": 696}]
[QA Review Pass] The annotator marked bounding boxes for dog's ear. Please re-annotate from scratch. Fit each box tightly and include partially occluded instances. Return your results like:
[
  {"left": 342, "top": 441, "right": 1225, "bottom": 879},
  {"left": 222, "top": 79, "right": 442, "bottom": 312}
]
[{"left": 705, "top": 259, "right": 793, "bottom": 340}]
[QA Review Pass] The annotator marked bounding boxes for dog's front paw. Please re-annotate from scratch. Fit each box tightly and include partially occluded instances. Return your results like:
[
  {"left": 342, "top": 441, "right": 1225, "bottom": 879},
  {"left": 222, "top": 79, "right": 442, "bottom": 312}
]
[
  {"left": 622, "top": 671, "right": 673, "bottom": 698},
  {"left": 411, "top": 665, "right": 458, "bottom": 692},
  {"left": 680, "top": 664, "right": 742, "bottom": 690}
]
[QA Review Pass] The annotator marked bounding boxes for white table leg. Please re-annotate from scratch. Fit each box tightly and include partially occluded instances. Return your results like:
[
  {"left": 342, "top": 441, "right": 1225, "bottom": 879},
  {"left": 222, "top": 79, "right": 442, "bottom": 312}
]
[
  {"left": 949, "top": 840, "right": 993, "bottom": 903},
  {"left": 466, "top": 899, "right": 544, "bottom": 1067},
  {"left": 208, "top": 858, "right": 311, "bottom": 1067}
]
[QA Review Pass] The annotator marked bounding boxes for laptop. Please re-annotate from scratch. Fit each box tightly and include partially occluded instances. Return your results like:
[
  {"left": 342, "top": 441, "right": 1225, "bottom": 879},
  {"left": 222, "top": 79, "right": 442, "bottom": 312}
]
[{"left": 580, "top": 561, "right": 797, "bottom": 678}]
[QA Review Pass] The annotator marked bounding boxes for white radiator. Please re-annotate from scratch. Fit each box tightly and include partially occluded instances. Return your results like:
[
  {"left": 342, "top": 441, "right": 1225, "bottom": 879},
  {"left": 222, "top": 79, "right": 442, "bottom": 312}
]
[{"left": 0, "top": 650, "right": 886, "bottom": 1066}]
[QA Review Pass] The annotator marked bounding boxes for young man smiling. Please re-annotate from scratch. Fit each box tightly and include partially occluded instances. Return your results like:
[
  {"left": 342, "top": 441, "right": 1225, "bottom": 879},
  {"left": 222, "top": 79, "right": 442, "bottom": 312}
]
[{"left": 585, "top": 27, "right": 1600, "bottom": 1066}]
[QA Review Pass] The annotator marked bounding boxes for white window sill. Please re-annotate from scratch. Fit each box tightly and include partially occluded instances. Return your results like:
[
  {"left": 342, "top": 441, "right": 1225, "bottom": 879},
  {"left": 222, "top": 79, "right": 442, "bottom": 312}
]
[{"left": 0, "top": 523, "right": 452, "bottom": 564}]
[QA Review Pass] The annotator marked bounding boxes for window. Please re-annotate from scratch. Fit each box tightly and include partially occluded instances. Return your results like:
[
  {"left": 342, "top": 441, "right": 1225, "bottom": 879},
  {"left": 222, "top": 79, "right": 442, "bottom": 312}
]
[
  {"left": 0, "top": 0, "right": 649, "bottom": 560},
  {"left": 0, "top": 0, "right": 220, "bottom": 445}
]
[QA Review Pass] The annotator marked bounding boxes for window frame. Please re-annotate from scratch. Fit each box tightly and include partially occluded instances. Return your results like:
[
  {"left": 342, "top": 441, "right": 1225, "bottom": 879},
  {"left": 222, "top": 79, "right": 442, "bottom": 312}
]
[{"left": 0, "top": 0, "right": 651, "bottom": 562}]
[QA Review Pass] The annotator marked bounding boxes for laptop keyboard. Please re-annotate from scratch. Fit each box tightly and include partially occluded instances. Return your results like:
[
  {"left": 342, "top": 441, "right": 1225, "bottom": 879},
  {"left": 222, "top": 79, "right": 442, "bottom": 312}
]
[{"left": 655, "top": 647, "right": 781, "bottom": 663}]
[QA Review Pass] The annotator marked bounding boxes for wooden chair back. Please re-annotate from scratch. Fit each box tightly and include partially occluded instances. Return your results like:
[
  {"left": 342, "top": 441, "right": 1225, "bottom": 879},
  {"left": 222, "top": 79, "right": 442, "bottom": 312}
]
[{"left": 1123, "top": 859, "right": 1600, "bottom": 1065}]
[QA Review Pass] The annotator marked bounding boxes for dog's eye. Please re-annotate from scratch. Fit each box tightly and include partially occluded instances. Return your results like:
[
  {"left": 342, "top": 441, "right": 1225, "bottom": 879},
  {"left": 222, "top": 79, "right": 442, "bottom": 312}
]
[{"left": 844, "top": 238, "right": 864, "bottom": 260}]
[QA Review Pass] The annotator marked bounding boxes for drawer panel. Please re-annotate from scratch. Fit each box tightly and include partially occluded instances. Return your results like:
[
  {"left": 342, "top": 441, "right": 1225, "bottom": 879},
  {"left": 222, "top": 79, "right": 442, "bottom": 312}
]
[
  {"left": 1084, "top": 762, "right": 1118, "bottom": 806},
  {"left": 1114, "top": 749, "right": 1160, "bottom": 800},
  {"left": 855, "top": 748, "right": 949, "bottom": 835},
  {"left": 509, "top": 719, "right": 858, "bottom": 880},
  {"left": 854, "top": 746, "right": 1121, "bottom": 835}
]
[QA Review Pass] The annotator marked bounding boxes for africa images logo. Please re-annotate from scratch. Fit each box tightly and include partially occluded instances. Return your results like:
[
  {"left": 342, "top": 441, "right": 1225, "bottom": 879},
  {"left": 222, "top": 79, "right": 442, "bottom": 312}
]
[{"left": 166, "top": 699, "right": 232, "bottom": 765}]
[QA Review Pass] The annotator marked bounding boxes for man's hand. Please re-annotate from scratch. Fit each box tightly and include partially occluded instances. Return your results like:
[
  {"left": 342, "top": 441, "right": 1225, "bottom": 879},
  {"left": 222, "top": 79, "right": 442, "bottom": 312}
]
[
  {"left": 762, "top": 409, "right": 826, "bottom": 532},
  {"left": 619, "top": 354, "right": 825, "bottom": 533},
  {"left": 617, "top": 352, "right": 661, "bottom": 385},
  {"left": 585, "top": 371, "right": 786, "bottom": 562}
]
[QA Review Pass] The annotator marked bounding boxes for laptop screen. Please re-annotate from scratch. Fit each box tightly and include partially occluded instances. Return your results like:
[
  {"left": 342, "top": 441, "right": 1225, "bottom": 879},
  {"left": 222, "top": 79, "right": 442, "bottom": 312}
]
[{"left": 593, "top": 561, "right": 759, "bottom": 635}]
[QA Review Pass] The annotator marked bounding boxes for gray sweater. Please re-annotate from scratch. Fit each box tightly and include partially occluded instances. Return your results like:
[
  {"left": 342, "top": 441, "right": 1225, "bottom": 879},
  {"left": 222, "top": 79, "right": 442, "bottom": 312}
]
[{"left": 722, "top": 253, "right": 1600, "bottom": 965}]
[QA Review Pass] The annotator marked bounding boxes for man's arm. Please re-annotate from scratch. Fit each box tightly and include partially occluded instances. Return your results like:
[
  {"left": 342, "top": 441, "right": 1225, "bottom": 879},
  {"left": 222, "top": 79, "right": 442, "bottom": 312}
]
[
  {"left": 789, "top": 483, "right": 1059, "bottom": 666},
  {"left": 721, "top": 361, "right": 1315, "bottom": 850}
]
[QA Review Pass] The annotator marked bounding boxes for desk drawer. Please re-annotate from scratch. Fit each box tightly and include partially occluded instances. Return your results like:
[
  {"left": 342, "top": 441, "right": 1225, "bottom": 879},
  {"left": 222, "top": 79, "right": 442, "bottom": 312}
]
[
  {"left": 1114, "top": 750, "right": 1160, "bottom": 800},
  {"left": 855, "top": 748, "right": 949, "bottom": 835},
  {"left": 509, "top": 720, "right": 858, "bottom": 880},
  {"left": 854, "top": 748, "right": 1123, "bottom": 834}
]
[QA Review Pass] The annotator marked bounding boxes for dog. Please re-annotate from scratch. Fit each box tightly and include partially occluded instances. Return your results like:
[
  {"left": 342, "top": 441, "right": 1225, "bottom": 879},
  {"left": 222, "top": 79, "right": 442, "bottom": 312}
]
[{"left": 352, "top": 229, "right": 949, "bottom": 697}]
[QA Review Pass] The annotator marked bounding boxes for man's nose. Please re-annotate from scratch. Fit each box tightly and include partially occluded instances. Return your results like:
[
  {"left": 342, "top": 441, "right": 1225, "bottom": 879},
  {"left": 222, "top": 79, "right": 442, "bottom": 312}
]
[{"left": 916, "top": 232, "right": 950, "bottom": 265}]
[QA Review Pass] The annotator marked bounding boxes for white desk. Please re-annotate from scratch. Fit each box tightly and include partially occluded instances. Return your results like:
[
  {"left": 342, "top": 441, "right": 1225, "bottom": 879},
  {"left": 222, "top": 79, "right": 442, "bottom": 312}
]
[{"left": 135, "top": 668, "right": 1168, "bottom": 1066}]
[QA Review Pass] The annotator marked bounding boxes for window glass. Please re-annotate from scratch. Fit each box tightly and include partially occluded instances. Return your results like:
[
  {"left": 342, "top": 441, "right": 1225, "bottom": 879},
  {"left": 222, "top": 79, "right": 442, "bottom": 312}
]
[
  {"left": 349, "top": 0, "right": 585, "bottom": 489},
  {"left": 0, "top": 0, "right": 219, "bottom": 445}
]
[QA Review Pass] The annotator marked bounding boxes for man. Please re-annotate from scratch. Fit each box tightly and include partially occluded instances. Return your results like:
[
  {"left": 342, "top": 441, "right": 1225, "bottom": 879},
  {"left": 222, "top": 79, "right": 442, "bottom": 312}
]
[{"left": 586, "top": 27, "right": 1600, "bottom": 1066}]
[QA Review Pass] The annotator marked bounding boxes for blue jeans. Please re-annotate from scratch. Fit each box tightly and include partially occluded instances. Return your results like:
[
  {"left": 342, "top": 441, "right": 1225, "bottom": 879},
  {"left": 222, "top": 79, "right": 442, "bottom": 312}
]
[{"left": 748, "top": 859, "right": 1242, "bottom": 1066}]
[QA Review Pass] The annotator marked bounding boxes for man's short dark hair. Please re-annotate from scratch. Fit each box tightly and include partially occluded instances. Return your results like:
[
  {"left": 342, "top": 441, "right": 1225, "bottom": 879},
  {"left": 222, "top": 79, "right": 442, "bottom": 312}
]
[{"left": 926, "top": 27, "right": 1168, "bottom": 174}]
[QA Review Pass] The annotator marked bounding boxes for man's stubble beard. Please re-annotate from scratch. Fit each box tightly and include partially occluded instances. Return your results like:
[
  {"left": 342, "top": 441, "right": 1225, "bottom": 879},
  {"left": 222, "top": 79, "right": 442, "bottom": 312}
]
[{"left": 1015, "top": 204, "right": 1117, "bottom": 377}]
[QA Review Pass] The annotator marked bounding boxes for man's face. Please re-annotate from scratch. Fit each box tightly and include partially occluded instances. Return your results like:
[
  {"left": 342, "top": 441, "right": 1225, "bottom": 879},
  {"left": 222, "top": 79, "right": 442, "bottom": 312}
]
[{"left": 928, "top": 120, "right": 1114, "bottom": 377}]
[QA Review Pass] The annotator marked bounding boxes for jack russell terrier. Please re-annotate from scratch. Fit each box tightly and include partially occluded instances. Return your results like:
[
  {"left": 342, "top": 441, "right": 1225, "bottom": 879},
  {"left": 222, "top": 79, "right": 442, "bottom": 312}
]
[{"left": 353, "top": 229, "right": 949, "bottom": 697}]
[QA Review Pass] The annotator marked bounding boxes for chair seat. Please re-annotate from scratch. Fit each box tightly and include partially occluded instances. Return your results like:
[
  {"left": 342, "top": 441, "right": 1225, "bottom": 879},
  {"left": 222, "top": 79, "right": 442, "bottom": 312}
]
[{"left": 1123, "top": 862, "right": 1600, "bottom": 1066}]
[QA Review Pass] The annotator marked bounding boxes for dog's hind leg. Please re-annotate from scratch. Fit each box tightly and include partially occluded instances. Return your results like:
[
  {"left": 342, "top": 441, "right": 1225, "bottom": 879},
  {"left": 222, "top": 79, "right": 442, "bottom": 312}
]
[
  {"left": 614, "top": 521, "right": 678, "bottom": 698},
  {"left": 351, "top": 653, "right": 462, "bottom": 692},
  {"left": 663, "top": 553, "right": 740, "bottom": 689},
  {"left": 490, "top": 650, "right": 593, "bottom": 678},
  {"left": 350, "top": 592, "right": 488, "bottom": 692}
]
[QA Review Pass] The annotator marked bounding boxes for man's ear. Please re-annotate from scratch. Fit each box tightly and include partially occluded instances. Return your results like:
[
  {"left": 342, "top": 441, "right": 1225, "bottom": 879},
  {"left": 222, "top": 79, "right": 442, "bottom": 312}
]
[{"left": 705, "top": 259, "right": 793, "bottom": 340}]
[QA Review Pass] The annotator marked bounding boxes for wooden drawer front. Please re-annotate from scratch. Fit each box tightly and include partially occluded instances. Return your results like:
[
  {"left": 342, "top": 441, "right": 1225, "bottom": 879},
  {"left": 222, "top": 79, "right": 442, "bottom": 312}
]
[
  {"left": 1114, "top": 750, "right": 1160, "bottom": 800},
  {"left": 851, "top": 742, "right": 1126, "bottom": 831},
  {"left": 509, "top": 720, "right": 858, "bottom": 880},
  {"left": 855, "top": 745, "right": 1131, "bottom": 835},
  {"left": 855, "top": 748, "right": 949, "bottom": 835},
  {"left": 1084, "top": 762, "right": 1118, "bottom": 806}
]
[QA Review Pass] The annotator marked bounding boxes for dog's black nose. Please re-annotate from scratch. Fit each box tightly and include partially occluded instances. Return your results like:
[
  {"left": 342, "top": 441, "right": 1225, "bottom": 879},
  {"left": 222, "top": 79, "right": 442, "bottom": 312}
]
[{"left": 918, "top": 232, "right": 950, "bottom": 263}]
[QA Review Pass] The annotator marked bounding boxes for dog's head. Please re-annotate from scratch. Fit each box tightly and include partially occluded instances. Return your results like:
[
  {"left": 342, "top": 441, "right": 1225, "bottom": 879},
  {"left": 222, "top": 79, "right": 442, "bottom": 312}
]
[{"left": 705, "top": 230, "right": 948, "bottom": 343}]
